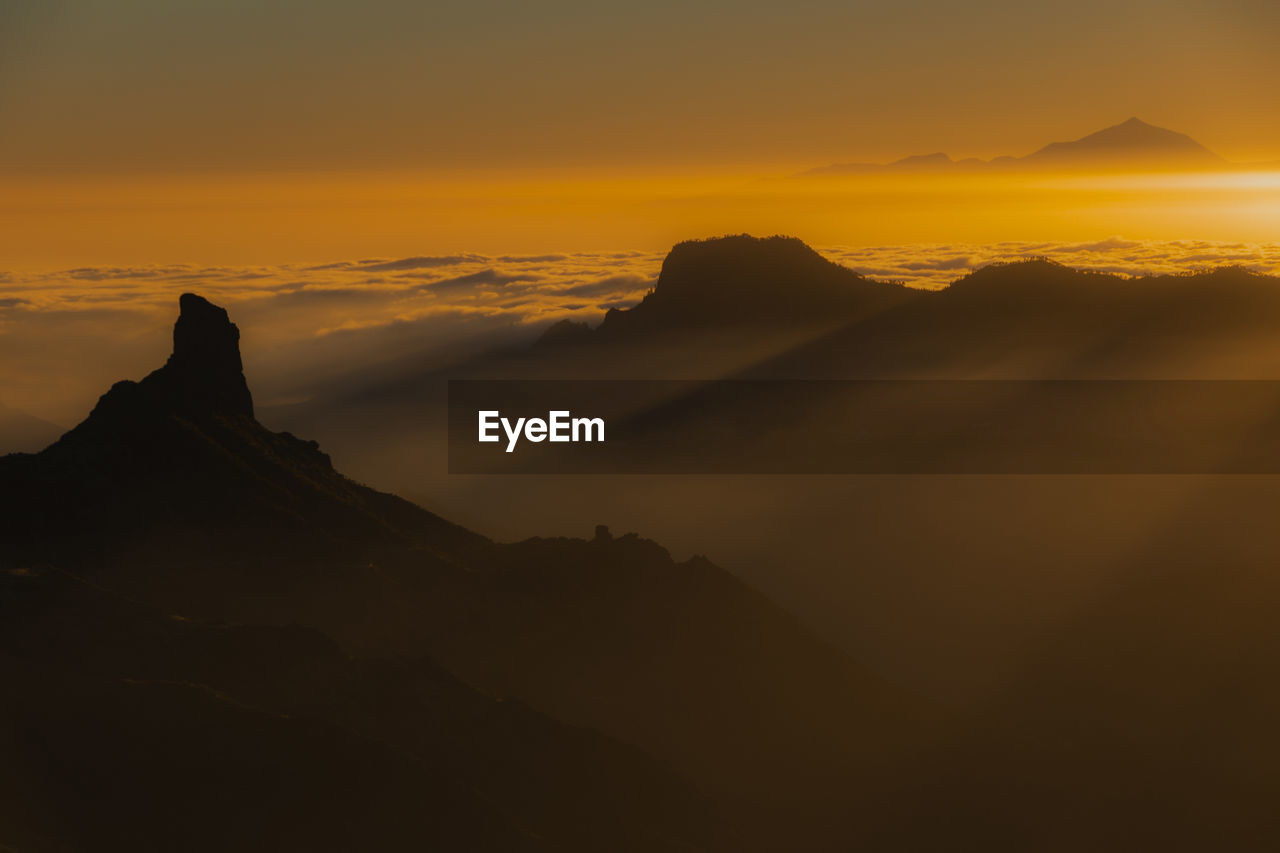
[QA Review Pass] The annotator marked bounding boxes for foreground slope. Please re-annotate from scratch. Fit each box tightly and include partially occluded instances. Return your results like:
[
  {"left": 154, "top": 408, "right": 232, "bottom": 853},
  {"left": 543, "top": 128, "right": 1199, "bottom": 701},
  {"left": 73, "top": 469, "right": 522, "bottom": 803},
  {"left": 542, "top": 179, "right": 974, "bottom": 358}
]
[
  {"left": 1, "top": 295, "right": 724, "bottom": 852},
  {"left": 0, "top": 293, "right": 924, "bottom": 850}
]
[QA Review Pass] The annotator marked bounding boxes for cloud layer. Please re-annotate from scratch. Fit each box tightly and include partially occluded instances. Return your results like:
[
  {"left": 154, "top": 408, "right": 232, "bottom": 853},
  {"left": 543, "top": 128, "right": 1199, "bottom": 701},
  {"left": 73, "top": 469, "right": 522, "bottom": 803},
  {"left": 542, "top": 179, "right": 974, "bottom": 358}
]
[
  {"left": 825, "top": 238, "right": 1280, "bottom": 290},
  {"left": 4, "top": 239, "right": 1280, "bottom": 424}
]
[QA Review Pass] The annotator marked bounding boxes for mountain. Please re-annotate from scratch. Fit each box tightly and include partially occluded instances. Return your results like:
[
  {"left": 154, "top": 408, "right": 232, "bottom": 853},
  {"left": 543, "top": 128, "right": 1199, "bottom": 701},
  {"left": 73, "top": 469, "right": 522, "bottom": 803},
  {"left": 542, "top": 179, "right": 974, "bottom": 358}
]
[
  {"left": 0, "top": 292, "right": 928, "bottom": 851},
  {"left": 528, "top": 237, "right": 1280, "bottom": 381},
  {"left": 550, "top": 234, "right": 918, "bottom": 341},
  {"left": 492, "top": 252, "right": 1280, "bottom": 475},
  {"left": 747, "top": 257, "right": 1280, "bottom": 380},
  {"left": 20, "top": 244, "right": 1280, "bottom": 850},
  {"left": 2, "top": 293, "right": 480, "bottom": 616},
  {"left": 802, "top": 117, "right": 1229, "bottom": 176},
  {"left": 803, "top": 151, "right": 987, "bottom": 176},
  {"left": 1022, "top": 116, "right": 1224, "bottom": 168}
]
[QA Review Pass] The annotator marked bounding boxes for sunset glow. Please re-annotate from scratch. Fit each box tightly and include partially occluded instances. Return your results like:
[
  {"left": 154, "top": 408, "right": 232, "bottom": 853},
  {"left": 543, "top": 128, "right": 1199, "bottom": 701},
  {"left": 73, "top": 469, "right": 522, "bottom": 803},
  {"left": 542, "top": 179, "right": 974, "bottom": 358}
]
[
  {"left": 3, "top": 165, "right": 1279, "bottom": 271},
  {"left": 11, "top": 3, "right": 1280, "bottom": 849}
]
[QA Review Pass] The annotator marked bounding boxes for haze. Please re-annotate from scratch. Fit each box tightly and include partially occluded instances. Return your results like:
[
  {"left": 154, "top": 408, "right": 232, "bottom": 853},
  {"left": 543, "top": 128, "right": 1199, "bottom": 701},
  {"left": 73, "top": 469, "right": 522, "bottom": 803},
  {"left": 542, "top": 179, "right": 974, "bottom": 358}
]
[
  {"left": 2, "top": 0, "right": 1279, "bottom": 269},
  {"left": 5, "top": 0, "right": 1280, "bottom": 173}
]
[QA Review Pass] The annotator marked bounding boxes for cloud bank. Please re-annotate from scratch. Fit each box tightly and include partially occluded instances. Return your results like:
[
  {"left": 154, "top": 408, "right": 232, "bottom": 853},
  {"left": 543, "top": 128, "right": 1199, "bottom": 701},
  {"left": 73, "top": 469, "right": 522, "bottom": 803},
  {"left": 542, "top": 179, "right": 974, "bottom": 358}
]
[
  {"left": 825, "top": 238, "right": 1280, "bottom": 290},
  {"left": 4, "top": 239, "right": 1280, "bottom": 424}
]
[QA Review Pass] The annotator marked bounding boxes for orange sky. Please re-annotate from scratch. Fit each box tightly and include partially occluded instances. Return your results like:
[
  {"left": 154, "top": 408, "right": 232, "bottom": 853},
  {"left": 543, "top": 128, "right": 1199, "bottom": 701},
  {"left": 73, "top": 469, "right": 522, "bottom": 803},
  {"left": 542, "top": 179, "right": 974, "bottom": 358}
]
[
  {"left": 1, "top": 168, "right": 1277, "bottom": 272},
  {"left": 0, "top": 2, "right": 1278, "bottom": 284},
  {"left": 4, "top": 0, "right": 1280, "bottom": 177}
]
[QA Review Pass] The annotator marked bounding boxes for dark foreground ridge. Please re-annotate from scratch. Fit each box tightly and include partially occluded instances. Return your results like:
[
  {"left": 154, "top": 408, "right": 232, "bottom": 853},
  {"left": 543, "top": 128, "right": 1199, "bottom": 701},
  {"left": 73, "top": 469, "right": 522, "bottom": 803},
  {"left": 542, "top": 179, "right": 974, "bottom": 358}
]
[{"left": 0, "top": 294, "right": 923, "bottom": 852}]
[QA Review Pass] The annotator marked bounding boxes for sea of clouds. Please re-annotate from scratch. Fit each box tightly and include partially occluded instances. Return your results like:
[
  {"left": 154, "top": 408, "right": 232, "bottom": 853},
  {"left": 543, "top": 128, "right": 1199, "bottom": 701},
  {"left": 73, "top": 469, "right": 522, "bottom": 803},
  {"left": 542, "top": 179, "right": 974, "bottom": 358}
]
[{"left": 4, "top": 238, "right": 1280, "bottom": 425}]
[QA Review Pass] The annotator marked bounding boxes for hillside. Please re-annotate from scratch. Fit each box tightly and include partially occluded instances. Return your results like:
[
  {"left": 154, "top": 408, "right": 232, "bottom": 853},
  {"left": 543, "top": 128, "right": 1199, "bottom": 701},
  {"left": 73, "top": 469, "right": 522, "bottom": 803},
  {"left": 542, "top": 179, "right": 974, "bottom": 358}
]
[{"left": 0, "top": 292, "right": 927, "bottom": 851}]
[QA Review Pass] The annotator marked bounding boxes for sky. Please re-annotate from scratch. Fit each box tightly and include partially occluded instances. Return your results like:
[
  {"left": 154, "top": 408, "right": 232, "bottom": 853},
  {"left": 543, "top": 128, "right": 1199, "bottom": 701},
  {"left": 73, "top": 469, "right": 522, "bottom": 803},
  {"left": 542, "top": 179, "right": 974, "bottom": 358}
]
[
  {"left": 3, "top": 0, "right": 1280, "bottom": 176},
  {"left": 2, "top": 0, "right": 1279, "bottom": 270}
]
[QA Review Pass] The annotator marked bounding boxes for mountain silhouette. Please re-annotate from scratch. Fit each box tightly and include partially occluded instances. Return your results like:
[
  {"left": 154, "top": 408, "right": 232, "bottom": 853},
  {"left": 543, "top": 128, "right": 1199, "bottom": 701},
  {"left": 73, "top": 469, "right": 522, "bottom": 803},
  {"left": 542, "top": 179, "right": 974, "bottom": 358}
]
[
  {"left": 1, "top": 293, "right": 926, "bottom": 851},
  {"left": 6, "top": 291, "right": 479, "bottom": 609},
  {"left": 803, "top": 117, "right": 1228, "bottom": 176},
  {"left": 803, "top": 151, "right": 987, "bottom": 176},
  {"left": 551, "top": 234, "right": 917, "bottom": 341},
  {"left": 744, "top": 256, "right": 1280, "bottom": 381},
  {"left": 1022, "top": 116, "right": 1224, "bottom": 168},
  {"left": 150, "top": 292, "right": 256, "bottom": 417},
  {"left": 524, "top": 237, "right": 1280, "bottom": 381}
]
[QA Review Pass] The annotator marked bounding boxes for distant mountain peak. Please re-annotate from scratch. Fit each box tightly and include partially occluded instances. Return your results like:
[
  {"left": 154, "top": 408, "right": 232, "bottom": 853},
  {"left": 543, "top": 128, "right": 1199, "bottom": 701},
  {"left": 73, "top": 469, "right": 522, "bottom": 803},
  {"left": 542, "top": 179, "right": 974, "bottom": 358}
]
[
  {"left": 802, "top": 117, "right": 1227, "bottom": 176},
  {"left": 888, "top": 152, "right": 953, "bottom": 169},
  {"left": 1024, "top": 116, "right": 1223, "bottom": 166}
]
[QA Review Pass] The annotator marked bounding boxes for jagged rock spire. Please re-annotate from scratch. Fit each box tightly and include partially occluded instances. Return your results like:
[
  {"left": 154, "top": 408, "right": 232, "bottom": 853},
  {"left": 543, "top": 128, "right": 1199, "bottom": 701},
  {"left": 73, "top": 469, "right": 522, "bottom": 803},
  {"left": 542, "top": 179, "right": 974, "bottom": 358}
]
[{"left": 145, "top": 293, "right": 255, "bottom": 418}]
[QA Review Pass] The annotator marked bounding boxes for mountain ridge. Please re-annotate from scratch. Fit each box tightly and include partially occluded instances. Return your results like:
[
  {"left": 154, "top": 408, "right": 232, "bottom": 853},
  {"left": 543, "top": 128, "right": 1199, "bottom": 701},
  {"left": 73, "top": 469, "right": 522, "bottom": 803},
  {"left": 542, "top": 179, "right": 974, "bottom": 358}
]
[
  {"left": 802, "top": 117, "right": 1232, "bottom": 176},
  {"left": 535, "top": 235, "right": 1280, "bottom": 353},
  {"left": 1023, "top": 116, "right": 1222, "bottom": 166},
  {"left": 1, "top": 291, "right": 927, "bottom": 850},
  {"left": 540, "top": 234, "right": 919, "bottom": 343}
]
